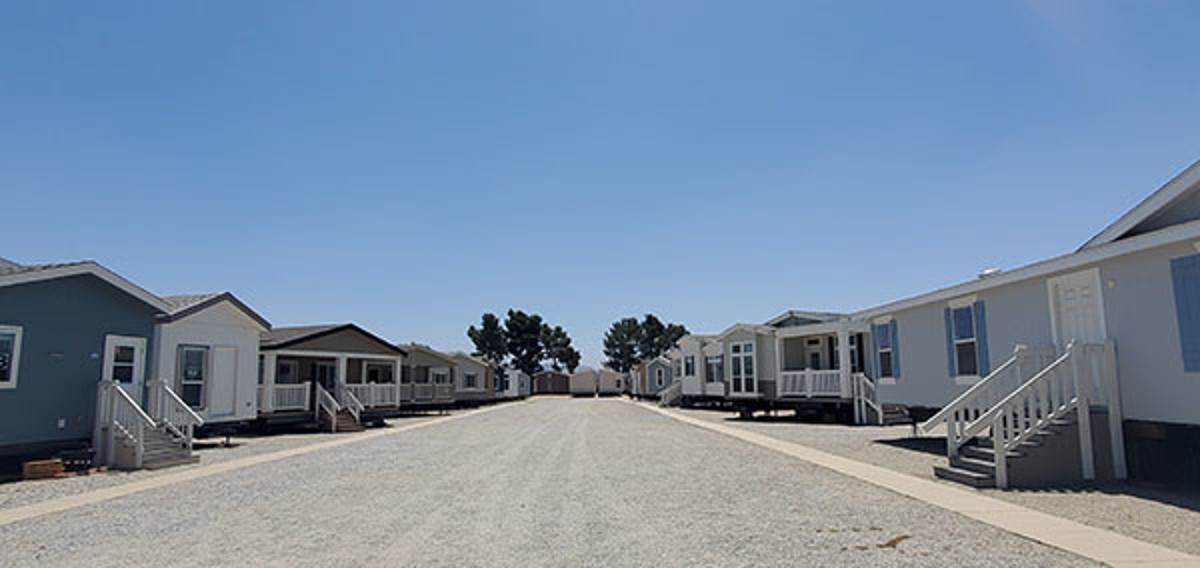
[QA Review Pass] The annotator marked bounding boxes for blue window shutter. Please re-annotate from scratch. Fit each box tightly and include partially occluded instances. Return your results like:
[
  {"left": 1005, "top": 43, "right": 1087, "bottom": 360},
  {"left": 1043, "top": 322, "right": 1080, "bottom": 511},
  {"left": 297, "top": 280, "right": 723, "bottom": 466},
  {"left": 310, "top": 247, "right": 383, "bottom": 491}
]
[
  {"left": 944, "top": 307, "right": 956, "bottom": 377},
  {"left": 974, "top": 300, "right": 990, "bottom": 376},
  {"left": 871, "top": 325, "right": 882, "bottom": 378},
  {"left": 1171, "top": 255, "right": 1200, "bottom": 372},
  {"left": 889, "top": 320, "right": 901, "bottom": 378}
]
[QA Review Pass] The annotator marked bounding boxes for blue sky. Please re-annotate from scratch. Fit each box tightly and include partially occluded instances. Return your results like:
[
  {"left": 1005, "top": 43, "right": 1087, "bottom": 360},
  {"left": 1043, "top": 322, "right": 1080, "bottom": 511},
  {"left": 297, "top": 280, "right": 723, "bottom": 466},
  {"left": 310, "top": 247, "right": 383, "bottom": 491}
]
[{"left": 3, "top": 1, "right": 1200, "bottom": 366}]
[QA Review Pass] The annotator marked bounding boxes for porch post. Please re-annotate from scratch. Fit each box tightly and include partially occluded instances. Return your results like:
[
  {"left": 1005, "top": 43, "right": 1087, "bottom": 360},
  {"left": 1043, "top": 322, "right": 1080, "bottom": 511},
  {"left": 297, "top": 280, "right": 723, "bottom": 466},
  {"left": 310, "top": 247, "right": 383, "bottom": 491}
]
[
  {"left": 395, "top": 356, "right": 404, "bottom": 409},
  {"left": 337, "top": 356, "right": 349, "bottom": 401},
  {"left": 837, "top": 327, "right": 852, "bottom": 400},
  {"left": 261, "top": 353, "right": 277, "bottom": 414},
  {"left": 774, "top": 335, "right": 783, "bottom": 390}
]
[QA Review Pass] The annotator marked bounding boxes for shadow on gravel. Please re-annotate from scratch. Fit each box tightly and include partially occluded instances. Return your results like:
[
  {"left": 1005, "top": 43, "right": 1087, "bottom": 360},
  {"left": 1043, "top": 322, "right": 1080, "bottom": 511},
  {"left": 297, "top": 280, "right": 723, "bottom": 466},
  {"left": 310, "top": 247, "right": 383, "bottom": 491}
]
[
  {"left": 1005, "top": 484, "right": 1200, "bottom": 514},
  {"left": 875, "top": 436, "right": 947, "bottom": 456}
]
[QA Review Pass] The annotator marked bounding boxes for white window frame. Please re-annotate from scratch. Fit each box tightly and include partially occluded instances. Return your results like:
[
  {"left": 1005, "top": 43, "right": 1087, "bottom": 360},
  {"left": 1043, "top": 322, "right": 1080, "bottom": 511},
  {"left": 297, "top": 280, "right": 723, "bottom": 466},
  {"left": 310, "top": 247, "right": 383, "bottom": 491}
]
[
  {"left": 464, "top": 372, "right": 478, "bottom": 389},
  {"left": 362, "top": 361, "right": 395, "bottom": 384},
  {"left": 177, "top": 344, "right": 210, "bottom": 410},
  {"left": 948, "top": 296, "right": 980, "bottom": 385},
  {"left": 872, "top": 316, "right": 896, "bottom": 385},
  {"left": 0, "top": 325, "right": 23, "bottom": 390},
  {"left": 655, "top": 368, "right": 664, "bottom": 388},
  {"left": 684, "top": 355, "right": 695, "bottom": 377},
  {"left": 729, "top": 341, "right": 755, "bottom": 394}
]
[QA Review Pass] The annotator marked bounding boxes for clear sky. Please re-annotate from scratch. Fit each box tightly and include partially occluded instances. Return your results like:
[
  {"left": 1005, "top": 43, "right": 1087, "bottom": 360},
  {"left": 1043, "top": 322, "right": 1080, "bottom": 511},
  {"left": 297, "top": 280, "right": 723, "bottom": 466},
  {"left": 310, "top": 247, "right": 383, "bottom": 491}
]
[{"left": 3, "top": 1, "right": 1200, "bottom": 367}]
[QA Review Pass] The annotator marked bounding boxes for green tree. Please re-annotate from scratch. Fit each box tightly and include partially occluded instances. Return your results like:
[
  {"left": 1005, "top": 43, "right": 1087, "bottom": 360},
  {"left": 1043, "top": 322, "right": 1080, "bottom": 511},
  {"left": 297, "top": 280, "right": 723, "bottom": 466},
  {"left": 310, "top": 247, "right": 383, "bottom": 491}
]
[
  {"left": 541, "top": 324, "right": 581, "bottom": 373},
  {"left": 603, "top": 317, "right": 643, "bottom": 373},
  {"left": 638, "top": 314, "right": 667, "bottom": 361},
  {"left": 504, "top": 309, "right": 546, "bottom": 377},
  {"left": 467, "top": 312, "right": 508, "bottom": 367}
]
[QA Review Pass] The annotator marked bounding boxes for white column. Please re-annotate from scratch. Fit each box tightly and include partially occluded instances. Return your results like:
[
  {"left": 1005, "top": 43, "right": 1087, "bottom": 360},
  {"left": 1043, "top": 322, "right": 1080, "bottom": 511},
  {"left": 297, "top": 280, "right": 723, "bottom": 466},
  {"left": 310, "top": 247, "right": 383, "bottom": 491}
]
[
  {"left": 838, "top": 327, "right": 852, "bottom": 400},
  {"left": 337, "top": 356, "right": 349, "bottom": 401},
  {"left": 261, "top": 353, "right": 277, "bottom": 413},
  {"left": 774, "top": 335, "right": 783, "bottom": 386},
  {"left": 395, "top": 356, "right": 404, "bottom": 408}
]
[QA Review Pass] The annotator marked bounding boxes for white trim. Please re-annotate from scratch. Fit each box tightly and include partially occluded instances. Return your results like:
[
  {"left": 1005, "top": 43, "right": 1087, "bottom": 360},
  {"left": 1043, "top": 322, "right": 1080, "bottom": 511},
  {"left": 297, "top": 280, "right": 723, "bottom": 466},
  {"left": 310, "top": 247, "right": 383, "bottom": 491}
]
[
  {"left": 0, "top": 324, "right": 23, "bottom": 390},
  {"left": 774, "top": 319, "right": 868, "bottom": 339},
  {"left": 954, "top": 375, "right": 981, "bottom": 386},
  {"left": 878, "top": 377, "right": 897, "bottom": 386},
  {"left": 267, "top": 349, "right": 400, "bottom": 361},
  {"left": 855, "top": 217, "right": 1200, "bottom": 320},
  {"left": 0, "top": 263, "right": 171, "bottom": 312},
  {"left": 717, "top": 323, "right": 775, "bottom": 340},
  {"left": 1082, "top": 159, "right": 1200, "bottom": 249},
  {"left": 871, "top": 315, "right": 894, "bottom": 326},
  {"left": 103, "top": 334, "right": 147, "bottom": 402}
]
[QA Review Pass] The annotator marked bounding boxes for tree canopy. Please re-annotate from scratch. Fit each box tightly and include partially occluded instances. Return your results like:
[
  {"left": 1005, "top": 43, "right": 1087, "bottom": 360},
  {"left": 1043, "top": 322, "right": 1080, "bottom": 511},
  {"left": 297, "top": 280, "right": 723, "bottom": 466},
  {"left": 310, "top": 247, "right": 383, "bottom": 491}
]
[
  {"left": 604, "top": 314, "right": 689, "bottom": 372},
  {"left": 467, "top": 312, "right": 508, "bottom": 366},
  {"left": 467, "top": 309, "right": 581, "bottom": 376}
]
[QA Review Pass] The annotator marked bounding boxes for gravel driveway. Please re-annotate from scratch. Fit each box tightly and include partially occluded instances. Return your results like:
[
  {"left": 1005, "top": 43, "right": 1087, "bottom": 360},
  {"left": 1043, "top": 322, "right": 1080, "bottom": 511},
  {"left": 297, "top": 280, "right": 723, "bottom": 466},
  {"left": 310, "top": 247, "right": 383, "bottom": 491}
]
[{"left": 0, "top": 399, "right": 1096, "bottom": 567}]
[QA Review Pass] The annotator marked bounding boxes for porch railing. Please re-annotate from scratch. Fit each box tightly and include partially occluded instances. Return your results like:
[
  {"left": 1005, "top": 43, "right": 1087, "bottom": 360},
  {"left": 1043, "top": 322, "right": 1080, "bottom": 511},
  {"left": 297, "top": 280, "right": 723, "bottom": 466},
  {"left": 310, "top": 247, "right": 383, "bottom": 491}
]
[
  {"left": 270, "top": 383, "right": 311, "bottom": 412},
  {"left": 434, "top": 384, "right": 455, "bottom": 401},
  {"left": 94, "top": 380, "right": 157, "bottom": 469},
  {"left": 347, "top": 383, "right": 400, "bottom": 408},
  {"left": 315, "top": 384, "right": 340, "bottom": 433},
  {"left": 850, "top": 372, "right": 883, "bottom": 425},
  {"left": 779, "top": 369, "right": 845, "bottom": 398}
]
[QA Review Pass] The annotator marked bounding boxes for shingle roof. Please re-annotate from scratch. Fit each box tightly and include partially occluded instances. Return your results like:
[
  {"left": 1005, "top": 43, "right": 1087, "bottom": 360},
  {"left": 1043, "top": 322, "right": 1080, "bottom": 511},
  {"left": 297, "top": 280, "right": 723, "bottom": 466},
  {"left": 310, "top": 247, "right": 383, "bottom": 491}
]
[
  {"left": 0, "top": 260, "right": 93, "bottom": 277},
  {"left": 261, "top": 324, "right": 343, "bottom": 348},
  {"left": 161, "top": 292, "right": 271, "bottom": 330},
  {"left": 0, "top": 260, "right": 170, "bottom": 312}
]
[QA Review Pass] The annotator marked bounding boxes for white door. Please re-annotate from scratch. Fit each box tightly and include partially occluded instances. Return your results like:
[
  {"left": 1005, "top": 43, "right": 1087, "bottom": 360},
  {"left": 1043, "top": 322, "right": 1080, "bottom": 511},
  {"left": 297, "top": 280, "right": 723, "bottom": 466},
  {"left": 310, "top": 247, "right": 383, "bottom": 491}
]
[
  {"left": 210, "top": 346, "right": 238, "bottom": 417},
  {"left": 103, "top": 335, "right": 146, "bottom": 403},
  {"left": 1048, "top": 269, "right": 1107, "bottom": 350}
]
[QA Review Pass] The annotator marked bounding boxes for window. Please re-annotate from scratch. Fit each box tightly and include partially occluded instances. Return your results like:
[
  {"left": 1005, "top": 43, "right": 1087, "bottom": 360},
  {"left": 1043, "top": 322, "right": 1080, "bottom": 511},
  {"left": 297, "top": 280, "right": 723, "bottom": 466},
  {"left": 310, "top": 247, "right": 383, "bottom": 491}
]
[
  {"left": 655, "top": 368, "right": 664, "bottom": 387},
  {"left": 684, "top": 355, "right": 695, "bottom": 377},
  {"left": 112, "top": 345, "right": 136, "bottom": 383},
  {"left": 401, "top": 365, "right": 412, "bottom": 384},
  {"left": 951, "top": 305, "right": 977, "bottom": 376},
  {"left": 431, "top": 370, "right": 449, "bottom": 385},
  {"left": 730, "top": 342, "right": 755, "bottom": 393},
  {"left": 365, "top": 362, "right": 395, "bottom": 384},
  {"left": 705, "top": 356, "right": 724, "bottom": 382},
  {"left": 0, "top": 325, "right": 22, "bottom": 389},
  {"left": 178, "top": 346, "right": 208, "bottom": 409},
  {"left": 464, "top": 372, "right": 478, "bottom": 389},
  {"left": 874, "top": 323, "right": 894, "bottom": 379}
]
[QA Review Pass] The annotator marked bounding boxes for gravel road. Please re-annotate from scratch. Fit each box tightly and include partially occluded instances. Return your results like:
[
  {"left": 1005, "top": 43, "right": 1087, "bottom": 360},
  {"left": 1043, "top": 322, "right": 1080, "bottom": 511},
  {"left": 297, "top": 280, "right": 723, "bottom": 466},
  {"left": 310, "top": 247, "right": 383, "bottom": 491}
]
[{"left": 0, "top": 399, "right": 1096, "bottom": 567}]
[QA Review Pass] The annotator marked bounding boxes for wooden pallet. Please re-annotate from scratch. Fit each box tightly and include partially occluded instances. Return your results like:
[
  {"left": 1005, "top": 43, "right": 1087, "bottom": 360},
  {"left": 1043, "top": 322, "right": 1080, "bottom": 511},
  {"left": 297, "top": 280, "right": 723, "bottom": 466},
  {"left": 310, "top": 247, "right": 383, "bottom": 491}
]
[{"left": 22, "top": 458, "right": 65, "bottom": 480}]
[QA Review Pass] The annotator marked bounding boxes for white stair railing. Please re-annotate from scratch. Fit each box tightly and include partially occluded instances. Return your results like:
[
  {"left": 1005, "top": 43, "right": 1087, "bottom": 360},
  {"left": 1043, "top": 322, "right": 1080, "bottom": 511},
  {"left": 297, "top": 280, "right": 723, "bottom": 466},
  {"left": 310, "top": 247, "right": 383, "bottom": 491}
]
[
  {"left": 148, "top": 379, "right": 204, "bottom": 453},
  {"left": 920, "top": 344, "right": 1055, "bottom": 458},
  {"left": 658, "top": 381, "right": 683, "bottom": 406},
  {"left": 851, "top": 373, "right": 883, "bottom": 425},
  {"left": 94, "top": 381, "right": 157, "bottom": 469},
  {"left": 336, "top": 381, "right": 364, "bottom": 424},
  {"left": 315, "top": 384, "right": 341, "bottom": 433}
]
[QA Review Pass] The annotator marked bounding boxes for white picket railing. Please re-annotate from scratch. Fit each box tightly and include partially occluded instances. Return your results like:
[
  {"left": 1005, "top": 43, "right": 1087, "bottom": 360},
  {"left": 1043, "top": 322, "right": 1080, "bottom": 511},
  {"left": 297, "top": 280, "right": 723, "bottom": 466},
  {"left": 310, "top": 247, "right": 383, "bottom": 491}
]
[
  {"left": 413, "top": 383, "right": 433, "bottom": 400},
  {"left": 272, "top": 383, "right": 311, "bottom": 411},
  {"left": 315, "top": 384, "right": 341, "bottom": 433},
  {"left": 95, "top": 381, "right": 157, "bottom": 469},
  {"left": 434, "top": 384, "right": 455, "bottom": 401},
  {"left": 347, "top": 383, "right": 399, "bottom": 408},
  {"left": 779, "top": 369, "right": 845, "bottom": 398},
  {"left": 336, "top": 382, "right": 364, "bottom": 424},
  {"left": 850, "top": 372, "right": 883, "bottom": 425},
  {"left": 147, "top": 379, "right": 204, "bottom": 451},
  {"left": 920, "top": 345, "right": 1056, "bottom": 458}
]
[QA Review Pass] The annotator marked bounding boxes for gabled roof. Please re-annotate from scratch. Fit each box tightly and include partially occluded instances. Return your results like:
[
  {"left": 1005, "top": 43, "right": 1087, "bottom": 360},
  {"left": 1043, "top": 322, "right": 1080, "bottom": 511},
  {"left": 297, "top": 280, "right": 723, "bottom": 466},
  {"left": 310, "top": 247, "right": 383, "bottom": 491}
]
[
  {"left": 399, "top": 343, "right": 457, "bottom": 365},
  {"left": 263, "top": 324, "right": 407, "bottom": 355},
  {"left": 447, "top": 351, "right": 493, "bottom": 368},
  {"left": 764, "top": 309, "right": 845, "bottom": 327},
  {"left": 1081, "top": 159, "right": 1200, "bottom": 250},
  {"left": 0, "top": 260, "right": 170, "bottom": 312},
  {"left": 716, "top": 322, "right": 775, "bottom": 339},
  {"left": 161, "top": 292, "right": 272, "bottom": 330}
]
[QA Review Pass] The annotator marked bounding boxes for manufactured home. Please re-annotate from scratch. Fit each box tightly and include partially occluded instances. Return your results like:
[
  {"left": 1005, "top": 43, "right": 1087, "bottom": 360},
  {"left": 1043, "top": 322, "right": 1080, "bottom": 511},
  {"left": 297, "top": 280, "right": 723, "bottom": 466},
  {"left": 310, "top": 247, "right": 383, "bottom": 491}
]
[
  {"left": 259, "top": 325, "right": 406, "bottom": 431},
  {"left": 859, "top": 160, "right": 1200, "bottom": 488},
  {"left": 569, "top": 369, "right": 597, "bottom": 397},
  {"left": 399, "top": 344, "right": 457, "bottom": 410},
  {"left": 532, "top": 370, "right": 569, "bottom": 395},
  {"left": 675, "top": 334, "right": 727, "bottom": 406},
  {"left": 495, "top": 367, "right": 530, "bottom": 400},
  {"left": 596, "top": 368, "right": 624, "bottom": 396},
  {"left": 631, "top": 357, "right": 675, "bottom": 399},
  {"left": 0, "top": 260, "right": 201, "bottom": 471},
  {"left": 448, "top": 352, "right": 494, "bottom": 407},
  {"left": 156, "top": 293, "right": 271, "bottom": 430}
]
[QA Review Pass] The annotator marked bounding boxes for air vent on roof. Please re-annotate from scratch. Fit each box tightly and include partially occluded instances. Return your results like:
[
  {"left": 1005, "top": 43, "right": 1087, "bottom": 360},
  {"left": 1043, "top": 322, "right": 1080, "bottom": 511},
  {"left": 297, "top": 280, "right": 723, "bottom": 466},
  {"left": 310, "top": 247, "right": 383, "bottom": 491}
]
[{"left": 978, "top": 267, "right": 1003, "bottom": 279}]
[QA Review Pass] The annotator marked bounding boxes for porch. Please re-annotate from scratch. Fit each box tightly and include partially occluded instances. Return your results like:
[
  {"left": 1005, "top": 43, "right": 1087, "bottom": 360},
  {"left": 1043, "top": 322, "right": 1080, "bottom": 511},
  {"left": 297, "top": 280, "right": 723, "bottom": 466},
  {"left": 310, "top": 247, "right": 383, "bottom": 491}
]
[
  {"left": 257, "top": 350, "right": 404, "bottom": 416},
  {"left": 774, "top": 321, "right": 881, "bottom": 424}
]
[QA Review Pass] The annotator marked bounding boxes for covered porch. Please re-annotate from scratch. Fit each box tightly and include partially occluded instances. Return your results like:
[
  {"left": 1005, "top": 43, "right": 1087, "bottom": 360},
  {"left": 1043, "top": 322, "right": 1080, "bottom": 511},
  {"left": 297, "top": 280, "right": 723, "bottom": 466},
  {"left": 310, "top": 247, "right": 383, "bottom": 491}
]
[
  {"left": 775, "top": 321, "right": 880, "bottom": 424},
  {"left": 257, "top": 350, "right": 404, "bottom": 415}
]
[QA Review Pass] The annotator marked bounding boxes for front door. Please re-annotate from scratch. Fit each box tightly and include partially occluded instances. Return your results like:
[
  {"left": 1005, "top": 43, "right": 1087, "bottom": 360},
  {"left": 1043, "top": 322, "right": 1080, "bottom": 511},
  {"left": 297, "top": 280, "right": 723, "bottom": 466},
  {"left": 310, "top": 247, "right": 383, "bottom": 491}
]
[
  {"left": 314, "top": 360, "right": 337, "bottom": 392},
  {"left": 1048, "top": 268, "right": 1107, "bottom": 350},
  {"left": 103, "top": 335, "right": 146, "bottom": 403}
]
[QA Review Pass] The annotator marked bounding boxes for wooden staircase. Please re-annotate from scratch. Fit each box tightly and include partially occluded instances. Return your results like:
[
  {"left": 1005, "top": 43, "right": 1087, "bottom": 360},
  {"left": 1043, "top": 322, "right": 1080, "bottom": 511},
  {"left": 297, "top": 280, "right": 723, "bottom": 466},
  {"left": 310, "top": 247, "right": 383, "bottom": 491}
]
[
  {"left": 141, "top": 426, "right": 199, "bottom": 469},
  {"left": 321, "top": 408, "right": 365, "bottom": 433}
]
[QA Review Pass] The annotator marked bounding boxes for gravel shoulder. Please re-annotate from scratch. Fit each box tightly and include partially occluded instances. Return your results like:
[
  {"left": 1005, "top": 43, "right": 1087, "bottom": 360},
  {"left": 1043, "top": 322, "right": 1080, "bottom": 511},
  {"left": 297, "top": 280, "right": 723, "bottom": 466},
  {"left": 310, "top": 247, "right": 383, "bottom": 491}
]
[
  {"left": 0, "top": 399, "right": 1094, "bottom": 567},
  {"left": 0, "top": 414, "right": 440, "bottom": 513},
  {"left": 672, "top": 405, "right": 1200, "bottom": 557}
]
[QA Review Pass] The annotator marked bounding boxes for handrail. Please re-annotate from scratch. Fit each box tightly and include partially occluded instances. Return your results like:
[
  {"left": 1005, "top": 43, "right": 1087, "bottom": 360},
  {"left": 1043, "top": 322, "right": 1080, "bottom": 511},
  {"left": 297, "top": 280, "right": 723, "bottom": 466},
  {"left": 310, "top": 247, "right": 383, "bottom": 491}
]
[
  {"left": 96, "top": 380, "right": 157, "bottom": 468},
  {"left": 960, "top": 346, "right": 1074, "bottom": 440},
  {"left": 852, "top": 373, "right": 883, "bottom": 425},
  {"left": 658, "top": 381, "right": 683, "bottom": 406},
  {"left": 315, "top": 384, "right": 341, "bottom": 433},
  {"left": 341, "top": 385, "right": 364, "bottom": 423},
  {"left": 920, "top": 349, "right": 1024, "bottom": 432}
]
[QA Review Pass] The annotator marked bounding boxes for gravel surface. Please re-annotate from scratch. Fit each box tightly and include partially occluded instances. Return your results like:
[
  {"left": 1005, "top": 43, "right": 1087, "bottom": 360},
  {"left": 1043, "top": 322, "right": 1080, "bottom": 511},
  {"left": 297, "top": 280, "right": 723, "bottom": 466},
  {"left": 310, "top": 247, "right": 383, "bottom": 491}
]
[
  {"left": 0, "top": 414, "right": 439, "bottom": 512},
  {"left": 0, "top": 399, "right": 1094, "bottom": 567},
  {"left": 673, "top": 405, "right": 1200, "bottom": 557}
]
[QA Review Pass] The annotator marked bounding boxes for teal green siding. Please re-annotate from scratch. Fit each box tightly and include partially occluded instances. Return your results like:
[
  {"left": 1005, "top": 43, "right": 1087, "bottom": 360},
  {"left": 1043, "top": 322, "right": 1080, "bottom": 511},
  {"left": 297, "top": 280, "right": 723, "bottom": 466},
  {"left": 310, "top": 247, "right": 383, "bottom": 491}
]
[{"left": 0, "top": 275, "right": 159, "bottom": 453}]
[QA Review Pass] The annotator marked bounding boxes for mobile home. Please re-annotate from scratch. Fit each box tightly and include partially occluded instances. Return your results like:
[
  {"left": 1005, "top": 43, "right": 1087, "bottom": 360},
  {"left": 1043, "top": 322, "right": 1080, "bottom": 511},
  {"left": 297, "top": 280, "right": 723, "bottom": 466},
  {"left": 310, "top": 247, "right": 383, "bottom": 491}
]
[
  {"left": 569, "top": 369, "right": 597, "bottom": 397},
  {"left": 496, "top": 367, "right": 530, "bottom": 400},
  {"left": 596, "top": 368, "right": 624, "bottom": 396},
  {"left": 399, "top": 343, "right": 458, "bottom": 410},
  {"left": 448, "top": 352, "right": 494, "bottom": 407}
]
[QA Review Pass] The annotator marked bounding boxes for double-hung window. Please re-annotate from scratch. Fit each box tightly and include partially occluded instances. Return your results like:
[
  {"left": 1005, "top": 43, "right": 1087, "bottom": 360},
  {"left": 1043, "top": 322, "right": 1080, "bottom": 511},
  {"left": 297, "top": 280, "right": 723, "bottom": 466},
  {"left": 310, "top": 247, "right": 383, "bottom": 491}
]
[
  {"left": 684, "top": 355, "right": 695, "bottom": 377},
  {"left": 178, "top": 345, "right": 208, "bottom": 409},
  {"left": 365, "top": 362, "right": 395, "bottom": 384},
  {"left": 655, "top": 368, "right": 664, "bottom": 388},
  {"left": 0, "top": 325, "right": 23, "bottom": 389},
  {"left": 874, "top": 323, "right": 894, "bottom": 379},
  {"left": 951, "top": 306, "right": 978, "bottom": 376},
  {"left": 464, "top": 372, "right": 478, "bottom": 389}
]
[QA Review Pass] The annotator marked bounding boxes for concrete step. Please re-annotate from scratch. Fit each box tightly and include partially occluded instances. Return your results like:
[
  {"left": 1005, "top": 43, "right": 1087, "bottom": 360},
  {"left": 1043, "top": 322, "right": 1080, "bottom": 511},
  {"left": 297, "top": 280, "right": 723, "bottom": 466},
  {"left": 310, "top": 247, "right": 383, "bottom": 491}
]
[
  {"left": 934, "top": 464, "right": 995, "bottom": 488},
  {"left": 960, "top": 445, "right": 1024, "bottom": 462},
  {"left": 951, "top": 455, "right": 997, "bottom": 475}
]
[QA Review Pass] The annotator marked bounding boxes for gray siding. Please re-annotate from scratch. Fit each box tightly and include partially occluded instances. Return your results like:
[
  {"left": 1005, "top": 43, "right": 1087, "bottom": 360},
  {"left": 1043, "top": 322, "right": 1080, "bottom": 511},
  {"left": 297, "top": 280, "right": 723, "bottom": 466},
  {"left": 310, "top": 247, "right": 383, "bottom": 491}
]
[{"left": 0, "top": 275, "right": 159, "bottom": 452}]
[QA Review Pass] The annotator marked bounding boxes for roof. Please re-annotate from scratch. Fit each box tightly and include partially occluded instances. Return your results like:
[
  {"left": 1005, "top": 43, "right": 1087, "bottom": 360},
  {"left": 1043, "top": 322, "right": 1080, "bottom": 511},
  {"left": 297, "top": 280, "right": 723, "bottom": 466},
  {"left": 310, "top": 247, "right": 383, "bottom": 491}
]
[
  {"left": 716, "top": 322, "right": 776, "bottom": 339},
  {"left": 0, "top": 260, "right": 170, "bottom": 312},
  {"left": 1081, "top": 159, "right": 1200, "bottom": 250},
  {"left": 399, "top": 343, "right": 457, "bottom": 365},
  {"left": 447, "top": 351, "right": 493, "bottom": 368},
  {"left": 262, "top": 324, "right": 407, "bottom": 355},
  {"left": 160, "top": 292, "right": 272, "bottom": 330},
  {"left": 764, "top": 310, "right": 845, "bottom": 327}
]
